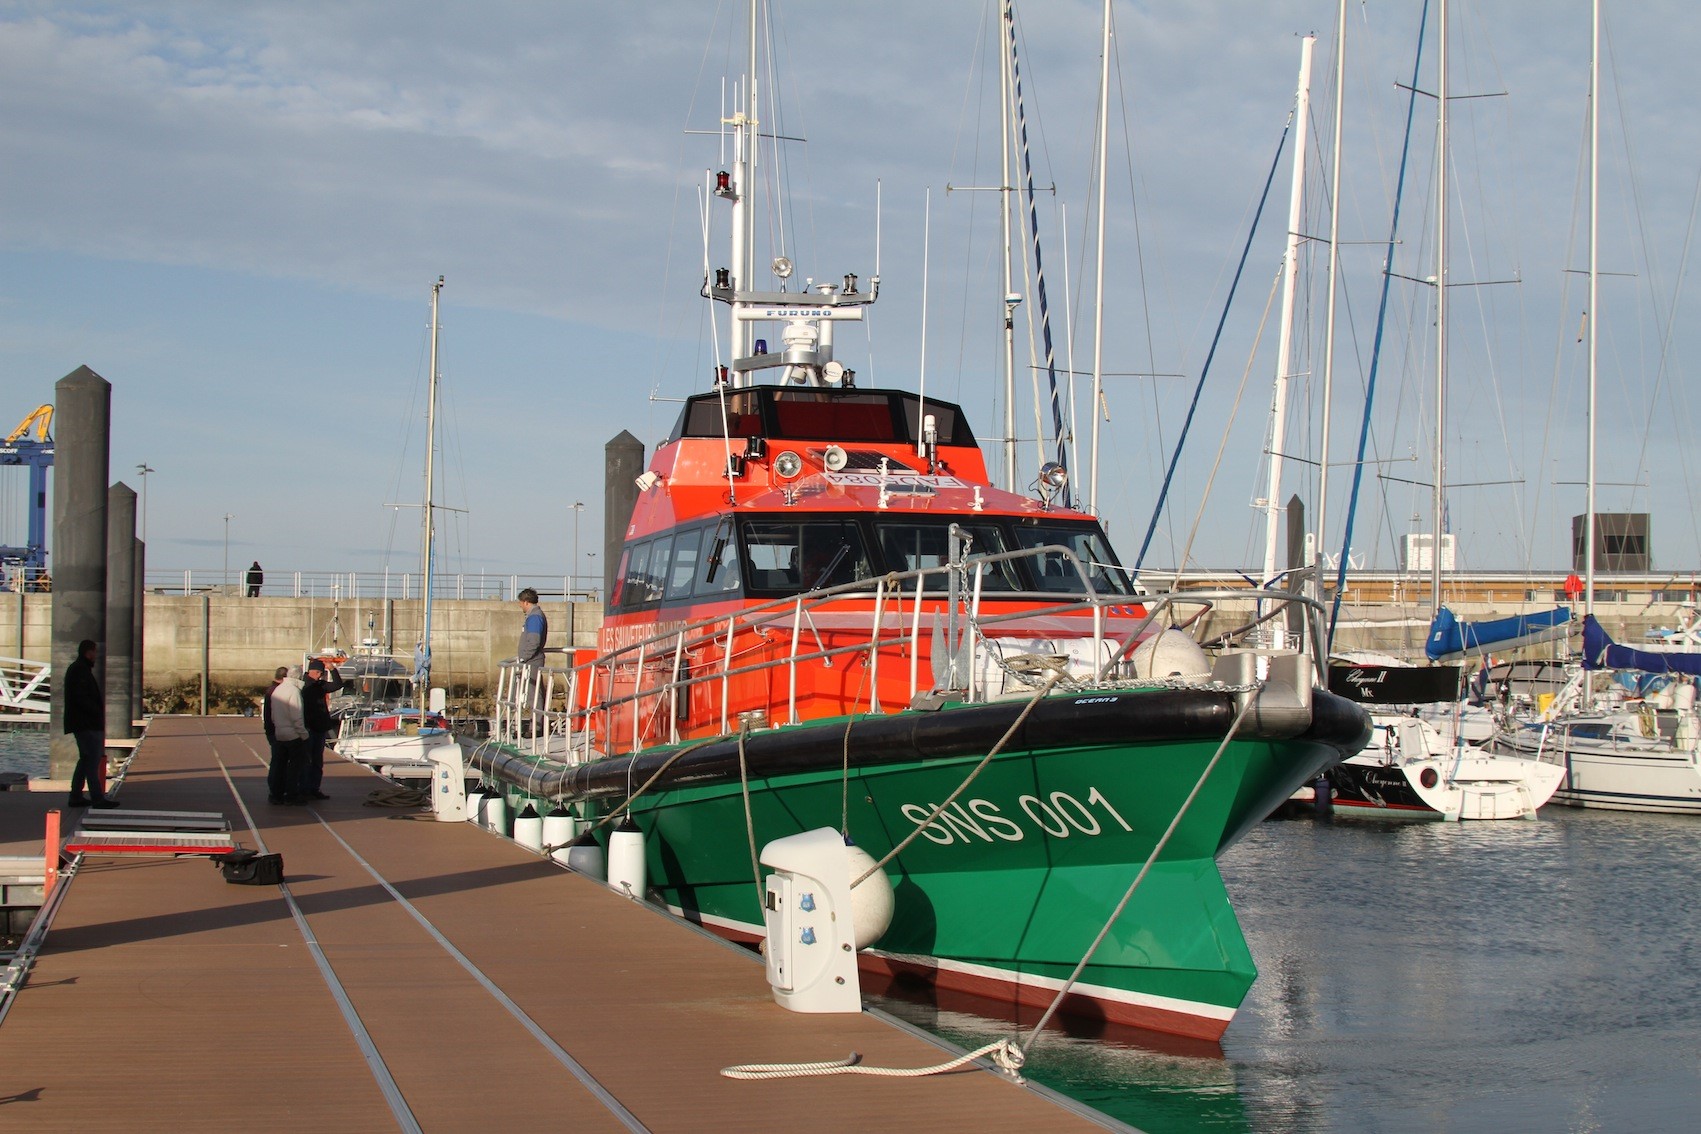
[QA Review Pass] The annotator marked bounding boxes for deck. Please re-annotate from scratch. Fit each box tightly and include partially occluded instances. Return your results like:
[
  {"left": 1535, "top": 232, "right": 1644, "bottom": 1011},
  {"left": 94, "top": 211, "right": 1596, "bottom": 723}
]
[{"left": 0, "top": 716, "right": 1125, "bottom": 1132}]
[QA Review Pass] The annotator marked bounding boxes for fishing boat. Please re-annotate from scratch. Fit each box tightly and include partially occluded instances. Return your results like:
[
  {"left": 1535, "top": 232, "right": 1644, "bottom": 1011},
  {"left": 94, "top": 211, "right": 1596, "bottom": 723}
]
[
  {"left": 337, "top": 277, "right": 458, "bottom": 768},
  {"left": 464, "top": 0, "right": 1369, "bottom": 1042}
]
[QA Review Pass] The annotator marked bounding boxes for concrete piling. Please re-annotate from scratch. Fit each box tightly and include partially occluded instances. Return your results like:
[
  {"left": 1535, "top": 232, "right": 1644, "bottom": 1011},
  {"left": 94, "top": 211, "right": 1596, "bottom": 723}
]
[
  {"left": 105, "top": 482, "right": 137, "bottom": 738},
  {"left": 48, "top": 366, "right": 111, "bottom": 777}
]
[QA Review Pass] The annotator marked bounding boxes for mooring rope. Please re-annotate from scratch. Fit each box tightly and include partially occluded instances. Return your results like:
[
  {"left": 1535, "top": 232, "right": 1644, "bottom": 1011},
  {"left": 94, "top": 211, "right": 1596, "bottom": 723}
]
[
  {"left": 852, "top": 673, "right": 1060, "bottom": 888},
  {"left": 721, "top": 1038, "right": 1025, "bottom": 1081},
  {"left": 1016, "top": 681, "right": 1265, "bottom": 1059},
  {"left": 736, "top": 725, "right": 764, "bottom": 910}
]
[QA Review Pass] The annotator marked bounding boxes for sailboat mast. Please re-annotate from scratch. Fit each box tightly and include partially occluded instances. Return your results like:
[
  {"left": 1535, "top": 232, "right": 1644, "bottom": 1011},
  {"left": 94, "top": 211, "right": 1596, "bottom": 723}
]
[
  {"left": 1430, "top": 0, "right": 1450, "bottom": 618},
  {"left": 1585, "top": 0, "right": 1599, "bottom": 616},
  {"left": 1316, "top": 2, "right": 1348, "bottom": 603},
  {"left": 1259, "top": 34, "right": 1315, "bottom": 602},
  {"left": 1088, "top": 0, "right": 1111, "bottom": 516},
  {"left": 420, "top": 275, "right": 442, "bottom": 697},
  {"left": 999, "top": 0, "right": 1018, "bottom": 493}
]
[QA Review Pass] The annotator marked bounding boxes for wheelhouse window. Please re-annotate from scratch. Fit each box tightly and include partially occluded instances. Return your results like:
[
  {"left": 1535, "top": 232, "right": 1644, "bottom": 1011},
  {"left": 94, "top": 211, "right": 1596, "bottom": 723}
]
[
  {"left": 873, "top": 522, "right": 1020, "bottom": 592},
  {"left": 741, "top": 519, "right": 874, "bottom": 595},
  {"left": 1010, "top": 522, "right": 1135, "bottom": 595}
]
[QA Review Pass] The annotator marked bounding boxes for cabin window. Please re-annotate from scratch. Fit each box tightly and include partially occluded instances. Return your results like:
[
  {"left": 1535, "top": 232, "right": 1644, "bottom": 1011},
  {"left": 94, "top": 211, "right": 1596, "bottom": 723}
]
[
  {"left": 741, "top": 519, "right": 873, "bottom": 594},
  {"left": 1010, "top": 523, "right": 1135, "bottom": 595},
  {"left": 699, "top": 520, "right": 742, "bottom": 596},
  {"left": 666, "top": 528, "right": 705, "bottom": 601},
  {"left": 873, "top": 522, "right": 1019, "bottom": 592},
  {"left": 617, "top": 539, "right": 665, "bottom": 610}
]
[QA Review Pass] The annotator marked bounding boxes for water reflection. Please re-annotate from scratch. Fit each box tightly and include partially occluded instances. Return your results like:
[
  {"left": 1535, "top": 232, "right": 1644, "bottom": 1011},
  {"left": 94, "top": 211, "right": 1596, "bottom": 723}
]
[{"left": 872, "top": 808, "right": 1701, "bottom": 1132}]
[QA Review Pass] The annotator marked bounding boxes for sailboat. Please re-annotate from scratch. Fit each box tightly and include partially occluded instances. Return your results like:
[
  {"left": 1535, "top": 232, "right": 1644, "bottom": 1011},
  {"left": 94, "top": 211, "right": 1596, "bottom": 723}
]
[
  {"left": 336, "top": 277, "right": 458, "bottom": 768},
  {"left": 460, "top": 0, "right": 1369, "bottom": 1043},
  {"left": 1320, "top": 0, "right": 1561, "bottom": 821},
  {"left": 1490, "top": 2, "right": 1701, "bottom": 815}
]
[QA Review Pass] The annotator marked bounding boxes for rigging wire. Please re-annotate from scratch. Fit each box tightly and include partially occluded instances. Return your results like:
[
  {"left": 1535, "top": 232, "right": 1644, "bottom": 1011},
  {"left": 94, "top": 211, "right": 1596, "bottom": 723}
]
[
  {"left": 1133, "top": 121, "right": 1292, "bottom": 572},
  {"left": 1330, "top": 0, "right": 1431, "bottom": 645}
]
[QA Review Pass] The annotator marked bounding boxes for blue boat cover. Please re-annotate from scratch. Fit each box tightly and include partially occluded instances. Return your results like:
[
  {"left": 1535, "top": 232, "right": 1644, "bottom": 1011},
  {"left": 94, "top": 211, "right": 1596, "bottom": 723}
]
[
  {"left": 1424, "top": 605, "right": 1573, "bottom": 662},
  {"left": 1582, "top": 614, "right": 1701, "bottom": 675}
]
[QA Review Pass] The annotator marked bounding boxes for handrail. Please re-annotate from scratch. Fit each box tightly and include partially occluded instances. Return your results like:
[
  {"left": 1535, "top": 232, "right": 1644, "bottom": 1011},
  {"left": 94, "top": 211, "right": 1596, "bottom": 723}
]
[
  {"left": 0, "top": 654, "right": 52, "bottom": 716},
  {"left": 484, "top": 543, "right": 1333, "bottom": 758}
]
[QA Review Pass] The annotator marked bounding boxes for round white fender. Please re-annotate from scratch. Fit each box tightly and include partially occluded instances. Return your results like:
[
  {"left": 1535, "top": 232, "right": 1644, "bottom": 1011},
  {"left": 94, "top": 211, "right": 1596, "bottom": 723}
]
[
  {"left": 1130, "top": 628, "right": 1212, "bottom": 680},
  {"left": 845, "top": 842, "right": 895, "bottom": 948}
]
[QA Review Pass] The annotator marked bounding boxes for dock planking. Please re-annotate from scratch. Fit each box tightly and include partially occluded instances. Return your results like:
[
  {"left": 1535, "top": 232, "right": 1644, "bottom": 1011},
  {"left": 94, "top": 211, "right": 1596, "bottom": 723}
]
[{"left": 0, "top": 717, "right": 1126, "bottom": 1132}]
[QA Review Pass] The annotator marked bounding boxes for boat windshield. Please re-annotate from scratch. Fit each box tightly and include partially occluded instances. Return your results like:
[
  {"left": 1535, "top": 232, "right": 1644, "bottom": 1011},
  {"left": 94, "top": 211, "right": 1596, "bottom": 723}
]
[
  {"left": 742, "top": 519, "right": 875, "bottom": 592},
  {"left": 872, "top": 521, "right": 1020, "bottom": 593},
  {"left": 1010, "top": 522, "right": 1137, "bottom": 595},
  {"left": 611, "top": 514, "right": 1133, "bottom": 608}
]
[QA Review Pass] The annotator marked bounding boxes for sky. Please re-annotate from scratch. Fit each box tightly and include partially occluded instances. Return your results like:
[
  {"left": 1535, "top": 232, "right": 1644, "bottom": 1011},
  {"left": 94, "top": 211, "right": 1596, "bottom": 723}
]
[{"left": 1, "top": 0, "right": 1697, "bottom": 590}]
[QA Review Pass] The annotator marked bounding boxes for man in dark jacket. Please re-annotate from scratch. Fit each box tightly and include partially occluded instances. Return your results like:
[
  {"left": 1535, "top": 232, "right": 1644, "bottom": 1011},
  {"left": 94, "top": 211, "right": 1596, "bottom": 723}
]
[
  {"left": 300, "top": 658, "right": 344, "bottom": 800},
  {"left": 246, "top": 561, "right": 264, "bottom": 597},
  {"left": 63, "top": 638, "right": 119, "bottom": 808}
]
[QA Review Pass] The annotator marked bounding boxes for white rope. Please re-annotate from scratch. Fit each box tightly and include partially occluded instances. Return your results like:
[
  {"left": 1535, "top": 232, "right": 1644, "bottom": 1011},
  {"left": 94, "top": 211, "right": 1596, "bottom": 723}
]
[
  {"left": 721, "top": 1038, "right": 1025, "bottom": 1081},
  {"left": 1018, "top": 681, "right": 1264, "bottom": 1058},
  {"left": 853, "top": 673, "right": 1060, "bottom": 887}
]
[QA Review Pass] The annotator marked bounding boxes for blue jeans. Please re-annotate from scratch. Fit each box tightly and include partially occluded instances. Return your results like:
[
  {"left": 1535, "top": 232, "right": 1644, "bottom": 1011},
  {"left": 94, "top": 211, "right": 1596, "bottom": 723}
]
[{"left": 70, "top": 730, "right": 109, "bottom": 802}]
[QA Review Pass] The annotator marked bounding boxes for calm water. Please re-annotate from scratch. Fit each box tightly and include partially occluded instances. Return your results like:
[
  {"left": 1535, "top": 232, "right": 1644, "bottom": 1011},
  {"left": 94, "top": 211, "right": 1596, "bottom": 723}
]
[
  {"left": 0, "top": 728, "right": 49, "bottom": 777},
  {"left": 871, "top": 808, "right": 1701, "bottom": 1133}
]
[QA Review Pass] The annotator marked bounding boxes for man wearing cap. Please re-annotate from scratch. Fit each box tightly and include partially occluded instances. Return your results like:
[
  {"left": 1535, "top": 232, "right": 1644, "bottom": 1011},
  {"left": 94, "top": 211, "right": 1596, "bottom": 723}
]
[{"left": 300, "top": 658, "right": 344, "bottom": 800}]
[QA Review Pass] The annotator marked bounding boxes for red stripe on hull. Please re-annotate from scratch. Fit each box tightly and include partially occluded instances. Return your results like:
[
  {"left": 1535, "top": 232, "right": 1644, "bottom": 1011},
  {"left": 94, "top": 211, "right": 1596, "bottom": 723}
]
[{"left": 686, "top": 915, "right": 1230, "bottom": 1040}]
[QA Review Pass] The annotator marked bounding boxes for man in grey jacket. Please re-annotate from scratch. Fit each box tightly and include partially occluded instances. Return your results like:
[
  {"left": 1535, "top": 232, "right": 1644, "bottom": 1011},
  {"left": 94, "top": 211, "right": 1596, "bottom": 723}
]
[
  {"left": 267, "top": 666, "right": 309, "bottom": 803},
  {"left": 516, "top": 588, "right": 547, "bottom": 737}
]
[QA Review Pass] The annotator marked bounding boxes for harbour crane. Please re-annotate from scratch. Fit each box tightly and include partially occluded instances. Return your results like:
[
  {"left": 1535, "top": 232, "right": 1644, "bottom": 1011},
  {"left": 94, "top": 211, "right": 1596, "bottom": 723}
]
[{"left": 1, "top": 404, "right": 54, "bottom": 586}]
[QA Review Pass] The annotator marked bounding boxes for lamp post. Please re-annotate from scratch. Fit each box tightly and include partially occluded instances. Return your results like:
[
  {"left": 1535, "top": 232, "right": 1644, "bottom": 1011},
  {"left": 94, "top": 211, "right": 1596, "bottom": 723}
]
[
  {"left": 571, "top": 501, "right": 585, "bottom": 596},
  {"left": 223, "top": 513, "right": 234, "bottom": 592},
  {"left": 136, "top": 462, "right": 155, "bottom": 542}
]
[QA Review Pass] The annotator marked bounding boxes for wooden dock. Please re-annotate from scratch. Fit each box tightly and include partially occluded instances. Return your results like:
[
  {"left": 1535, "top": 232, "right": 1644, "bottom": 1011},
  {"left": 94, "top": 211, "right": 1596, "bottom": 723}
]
[{"left": 0, "top": 717, "right": 1127, "bottom": 1132}]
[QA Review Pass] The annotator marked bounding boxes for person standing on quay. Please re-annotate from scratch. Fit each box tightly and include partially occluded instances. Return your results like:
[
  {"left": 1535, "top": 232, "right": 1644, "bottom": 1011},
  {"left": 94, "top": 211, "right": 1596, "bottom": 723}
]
[
  {"left": 516, "top": 587, "right": 548, "bottom": 736},
  {"left": 267, "top": 665, "right": 308, "bottom": 804},
  {"left": 261, "top": 664, "right": 287, "bottom": 781},
  {"left": 64, "top": 639, "right": 119, "bottom": 808},
  {"left": 300, "top": 657, "right": 344, "bottom": 800},
  {"left": 246, "top": 560, "right": 264, "bottom": 597}
]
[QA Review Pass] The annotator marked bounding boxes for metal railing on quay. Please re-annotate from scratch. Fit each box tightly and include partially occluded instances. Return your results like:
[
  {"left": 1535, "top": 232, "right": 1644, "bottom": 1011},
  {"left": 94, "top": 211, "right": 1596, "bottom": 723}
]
[{"left": 142, "top": 569, "right": 599, "bottom": 603}]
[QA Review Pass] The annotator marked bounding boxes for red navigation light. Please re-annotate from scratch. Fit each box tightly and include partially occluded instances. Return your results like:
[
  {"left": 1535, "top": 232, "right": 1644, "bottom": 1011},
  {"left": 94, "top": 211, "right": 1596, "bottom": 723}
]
[
  {"left": 713, "top": 365, "right": 729, "bottom": 386},
  {"left": 716, "top": 171, "right": 731, "bottom": 192}
]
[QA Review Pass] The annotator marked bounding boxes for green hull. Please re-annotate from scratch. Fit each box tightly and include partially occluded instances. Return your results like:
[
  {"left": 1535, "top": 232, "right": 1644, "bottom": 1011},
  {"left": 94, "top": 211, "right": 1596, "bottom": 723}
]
[{"left": 574, "top": 717, "right": 1341, "bottom": 1040}]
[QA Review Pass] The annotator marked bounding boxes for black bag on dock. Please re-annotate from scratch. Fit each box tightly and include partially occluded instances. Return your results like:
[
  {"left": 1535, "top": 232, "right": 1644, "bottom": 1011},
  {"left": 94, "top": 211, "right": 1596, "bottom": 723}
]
[{"left": 212, "top": 848, "right": 285, "bottom": 885}]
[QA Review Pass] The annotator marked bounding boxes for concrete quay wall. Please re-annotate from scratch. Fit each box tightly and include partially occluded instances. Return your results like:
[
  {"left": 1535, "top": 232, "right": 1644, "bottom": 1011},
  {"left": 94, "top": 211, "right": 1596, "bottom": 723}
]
[{"left": 2, "top": 592, "right": 600, "bottom": 696}]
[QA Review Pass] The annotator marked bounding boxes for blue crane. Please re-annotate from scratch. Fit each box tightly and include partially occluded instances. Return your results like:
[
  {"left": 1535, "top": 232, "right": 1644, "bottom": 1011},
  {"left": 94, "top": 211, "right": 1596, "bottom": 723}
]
[{"left": 1, "top": 404, "right": 54, "bottom": 586}]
